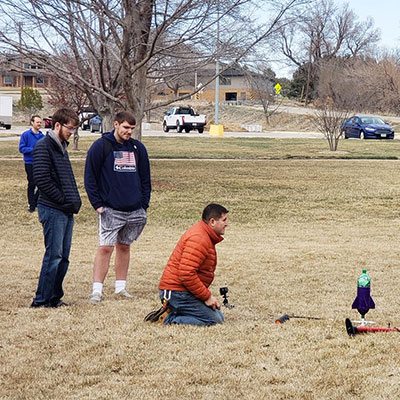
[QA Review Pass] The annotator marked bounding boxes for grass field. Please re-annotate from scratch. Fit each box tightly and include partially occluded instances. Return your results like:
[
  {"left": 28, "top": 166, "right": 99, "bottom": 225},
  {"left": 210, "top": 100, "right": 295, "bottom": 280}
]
[
  {"left": 1, "top": 136, "right": 400, "bottom": 399},
  {"left": 2, "top": 135, "right": 400, "bottom": 160}
]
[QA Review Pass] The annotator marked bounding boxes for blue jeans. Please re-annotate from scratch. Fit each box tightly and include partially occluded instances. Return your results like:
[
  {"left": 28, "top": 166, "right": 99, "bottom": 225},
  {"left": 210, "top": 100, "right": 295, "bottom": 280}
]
[
  {"left": 25, "top": 163, "right": 39, "bottom": 211},
  {"left": 33, "top": 205, "right": 74, "bottom": 305},
  {"left": 159, "top": 290, "right": 224, "bottom": 326}
]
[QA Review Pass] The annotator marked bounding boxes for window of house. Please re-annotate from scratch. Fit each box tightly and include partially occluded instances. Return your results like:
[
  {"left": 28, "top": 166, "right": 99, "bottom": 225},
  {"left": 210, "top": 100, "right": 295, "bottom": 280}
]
[
  {"left": 3, "top": 76, "right": 13, "bottom": 84},
  {"left": 30, "top": 63, "right": 43, "bottom": 70},
  {"left": 225, "top": 92, "right": 237, "bottom": 101},
  {"left": 36, "top": 77, "right": 44, "bottom": 84},
  {"left": 219, "top": 76, "right": 231, "bottom": 85}
]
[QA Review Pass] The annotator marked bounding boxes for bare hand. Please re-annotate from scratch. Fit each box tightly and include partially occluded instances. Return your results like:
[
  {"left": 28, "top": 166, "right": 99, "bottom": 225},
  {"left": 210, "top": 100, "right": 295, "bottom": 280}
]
[
  {"left": 96, "top": 207, "right": 104, "bottom": 214},
  {"left": 205, "top": 295, "right": 221, "bottom": 310}
]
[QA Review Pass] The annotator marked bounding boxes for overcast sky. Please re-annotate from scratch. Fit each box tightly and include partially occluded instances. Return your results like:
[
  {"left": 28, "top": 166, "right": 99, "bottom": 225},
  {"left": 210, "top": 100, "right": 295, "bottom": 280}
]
[{"left": 343, "top": 0, "right": 400, "bottom": 49}]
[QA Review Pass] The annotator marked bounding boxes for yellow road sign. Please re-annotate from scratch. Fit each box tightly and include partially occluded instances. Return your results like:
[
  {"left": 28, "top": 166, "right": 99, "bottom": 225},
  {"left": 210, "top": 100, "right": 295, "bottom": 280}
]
[{"left": 274, "top": 83, "right": 282, "bottom": 94}]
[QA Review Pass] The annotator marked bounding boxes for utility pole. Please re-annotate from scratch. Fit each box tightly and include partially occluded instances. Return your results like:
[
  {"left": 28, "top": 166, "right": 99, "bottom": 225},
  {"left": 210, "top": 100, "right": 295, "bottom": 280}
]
[
  {"left": 304, "top": 34, "right": 313, "bottom": 107},
  {"left": 214, "top": 0, "right": 220, "bottom": 124},
  {"left": 18, "top": 22, "right": 24, "bottom": 111},
  {"left": 210, "top": 0, "right": 223, "bottom": 136}
]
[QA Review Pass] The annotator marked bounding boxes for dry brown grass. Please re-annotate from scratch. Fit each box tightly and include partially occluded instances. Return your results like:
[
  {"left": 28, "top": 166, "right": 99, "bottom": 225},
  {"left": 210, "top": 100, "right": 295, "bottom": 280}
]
[
  {"left": 1, "top": 142, "right": 400, "bottom": 399},
  {"left": 4, "top": 135, "right": 400, "bottom": 161}
]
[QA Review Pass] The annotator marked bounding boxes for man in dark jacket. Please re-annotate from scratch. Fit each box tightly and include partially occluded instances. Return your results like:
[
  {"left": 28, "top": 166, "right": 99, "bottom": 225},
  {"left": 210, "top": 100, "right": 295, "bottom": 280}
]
[
  {"left": 31, "top": 108, "right": 81, "bottom": 308},
  {"left": 84, "top": 111, "right": 151, "bottom": 304},
  {"left": 19, "top": 115, "right": 44, "bottom": 212}
]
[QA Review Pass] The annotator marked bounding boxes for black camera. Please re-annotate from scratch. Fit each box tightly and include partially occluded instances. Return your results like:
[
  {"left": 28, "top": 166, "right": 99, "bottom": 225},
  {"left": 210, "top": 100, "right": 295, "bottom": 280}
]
[{"left": 219, "top": 286, "right": 234, "bottom": 308}]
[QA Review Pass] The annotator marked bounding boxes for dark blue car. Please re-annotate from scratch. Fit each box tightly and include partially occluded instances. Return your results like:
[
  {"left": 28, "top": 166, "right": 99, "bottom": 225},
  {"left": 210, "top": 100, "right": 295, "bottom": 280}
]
[
  {"left": 342, "top": 115, "right": 394, "bottom": 139},
  {"left": 89, "top": 115, "right": 102, "bottom": 133}
]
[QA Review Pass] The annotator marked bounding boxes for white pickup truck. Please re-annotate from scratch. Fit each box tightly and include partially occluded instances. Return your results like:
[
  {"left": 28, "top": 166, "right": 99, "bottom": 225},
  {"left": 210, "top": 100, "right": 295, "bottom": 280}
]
[
  {"left": 0, "top": 96, "right": 12, "bottom": 129},
  {"left": 163, "top": 106, "right": 206, "bottom": 133}
]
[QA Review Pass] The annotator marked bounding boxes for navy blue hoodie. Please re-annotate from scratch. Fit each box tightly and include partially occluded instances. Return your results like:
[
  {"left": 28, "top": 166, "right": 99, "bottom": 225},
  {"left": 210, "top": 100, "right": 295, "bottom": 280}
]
[{"left": 84, "top": 131, "right": 151, "bottom": 212}]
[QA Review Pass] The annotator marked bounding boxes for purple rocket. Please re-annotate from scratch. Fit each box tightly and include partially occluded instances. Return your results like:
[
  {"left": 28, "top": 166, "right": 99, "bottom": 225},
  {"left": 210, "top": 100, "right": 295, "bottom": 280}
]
[{"left": 352, "top": 284, "right": 375, "bottom": 317}]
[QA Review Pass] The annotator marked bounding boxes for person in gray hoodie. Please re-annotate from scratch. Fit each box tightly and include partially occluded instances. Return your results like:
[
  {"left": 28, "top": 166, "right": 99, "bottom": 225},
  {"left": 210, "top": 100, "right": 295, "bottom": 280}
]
[{"left": 30, "top": 108, "right": 81, "bottom": 308}]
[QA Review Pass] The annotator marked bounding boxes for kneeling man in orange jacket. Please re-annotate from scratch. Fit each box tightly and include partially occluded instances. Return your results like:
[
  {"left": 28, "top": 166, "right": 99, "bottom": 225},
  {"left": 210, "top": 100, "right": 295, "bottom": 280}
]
[{"left": 157, "top": 203, "right": 228, "bottom": 325}]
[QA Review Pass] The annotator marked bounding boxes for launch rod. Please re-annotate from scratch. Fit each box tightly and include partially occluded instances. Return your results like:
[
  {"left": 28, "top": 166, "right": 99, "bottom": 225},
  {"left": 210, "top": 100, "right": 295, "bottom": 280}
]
[
  {"left": 275, "top": 314, "right": 324, "bottom": 324},
  {"left": 346, "top": 318, "right": 399, "bottom": 336},
  {"left": 357, "top": 326, "right": 400, "bottom": 333}
]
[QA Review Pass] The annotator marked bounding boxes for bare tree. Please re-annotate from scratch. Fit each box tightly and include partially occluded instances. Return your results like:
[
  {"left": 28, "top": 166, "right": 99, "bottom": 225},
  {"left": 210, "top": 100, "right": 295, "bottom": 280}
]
[
  {"left": 309, "top": 98, "right": 349, "bottom": 151},
  {"left": 309, "top": 58, "right": 353, "bottom": 151},
  {"left": 46, "top": 74, "right": 89, "bottom": 150},
  {"left": 47, "top": 79, "right": 88, "bottom": 118},
  {"left": 0, "top": 0, "right": 304, "bottom": 139},
  {"left": 243, "top": 64, "right": 281, "bottom": 125},
  {"left": 276, "top": 0, "right": 380, "bottom": 104},
  {"left": 342, "top": 53, "right": 400, "bottom": 115},
  {"left": 151, "top": 42, "right": 202, "bottom": 99}
]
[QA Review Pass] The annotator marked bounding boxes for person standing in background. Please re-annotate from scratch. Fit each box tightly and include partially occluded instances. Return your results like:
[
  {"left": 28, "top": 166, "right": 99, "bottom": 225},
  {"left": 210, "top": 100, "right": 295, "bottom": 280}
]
[{"left": 19, "top": 115, "right": 44, "bottom": 212}]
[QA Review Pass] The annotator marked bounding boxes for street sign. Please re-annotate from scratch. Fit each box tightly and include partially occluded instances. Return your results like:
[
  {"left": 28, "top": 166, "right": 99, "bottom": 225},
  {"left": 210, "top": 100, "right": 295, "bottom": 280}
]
[{"left": 274, "top": 83, "right": 282, "bottom": 95}]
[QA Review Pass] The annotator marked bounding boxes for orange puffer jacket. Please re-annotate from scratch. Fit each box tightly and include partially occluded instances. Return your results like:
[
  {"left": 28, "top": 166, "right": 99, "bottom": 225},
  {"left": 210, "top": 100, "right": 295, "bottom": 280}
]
[{"left": 159, "top": 220, "right": 224, "bottom": 301}]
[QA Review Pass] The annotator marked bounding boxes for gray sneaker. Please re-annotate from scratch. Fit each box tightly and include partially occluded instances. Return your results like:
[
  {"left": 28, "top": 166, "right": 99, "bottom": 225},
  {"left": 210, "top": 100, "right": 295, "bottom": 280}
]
[
  {"left": 90, "top": 292, "right": 102, "bottom": 304},
  {"left": 115, "top": 289, "right": 133, "bottom": 298}
]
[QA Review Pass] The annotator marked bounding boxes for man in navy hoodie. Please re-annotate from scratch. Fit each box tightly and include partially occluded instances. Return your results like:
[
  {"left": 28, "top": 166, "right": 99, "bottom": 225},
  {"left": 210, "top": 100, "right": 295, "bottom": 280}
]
[
  {"left": 84, "top": 111, "right": 151, "bottom": 304},
  {"left": 19, "top": 115, "right": 44, "bottom": 212}
]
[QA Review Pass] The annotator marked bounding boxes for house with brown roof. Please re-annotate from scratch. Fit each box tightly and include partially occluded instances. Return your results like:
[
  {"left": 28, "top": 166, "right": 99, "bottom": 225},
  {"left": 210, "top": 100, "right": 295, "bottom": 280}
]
[
  {"left": 0, "top": 53, "right": 50, "bottom": 89},
  {"left": 154, "top": 63, "right": 274, "bottom": 102}
]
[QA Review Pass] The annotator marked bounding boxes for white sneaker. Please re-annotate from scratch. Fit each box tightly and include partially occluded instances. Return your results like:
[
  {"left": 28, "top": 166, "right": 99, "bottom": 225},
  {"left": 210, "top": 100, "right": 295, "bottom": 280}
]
[
  {"left": 90, "top": 292, "right": 102, "bottom": 304},
  {"left": 115, "top": 289, "right": 133, "bottom": 298}
]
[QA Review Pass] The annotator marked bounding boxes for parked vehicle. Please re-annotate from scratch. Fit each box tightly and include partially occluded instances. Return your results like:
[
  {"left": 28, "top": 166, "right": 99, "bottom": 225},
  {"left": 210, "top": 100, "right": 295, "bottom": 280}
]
[
  {"left": 89, "top": 115, "right": 102, "bottom": 133},
  {"left": 342, "top": 115, "right": 395, "bottom": 139},
  {"left": 0, "top": 96, "right": 12, "bottom": 129},
  {"left": 43, "top": 117, "right": 52, "bottom": 129},
  {"left": 80, "top": 106, "right": 96, "bottom": 130},
  {"left": 163, "top": 106, "right": 206, "bottom": 133}
]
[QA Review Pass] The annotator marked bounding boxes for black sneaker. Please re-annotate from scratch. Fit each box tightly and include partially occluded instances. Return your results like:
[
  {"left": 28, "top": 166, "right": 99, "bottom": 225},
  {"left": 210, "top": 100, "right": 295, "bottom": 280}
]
[
  {"left": 51, "top": 300, "right": 69, "bottom": 308},
  {"left": 144, "top": 305, "right": 171, "bottom": 323},
  {"left": 30, "top": 301, "right": 51, "bottom": 308}
]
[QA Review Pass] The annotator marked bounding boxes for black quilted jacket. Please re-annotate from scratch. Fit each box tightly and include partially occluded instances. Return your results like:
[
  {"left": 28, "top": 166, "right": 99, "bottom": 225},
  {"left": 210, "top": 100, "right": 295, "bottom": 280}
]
[{"left": 33, "top": 133, "right": 81, "bottom": 214}]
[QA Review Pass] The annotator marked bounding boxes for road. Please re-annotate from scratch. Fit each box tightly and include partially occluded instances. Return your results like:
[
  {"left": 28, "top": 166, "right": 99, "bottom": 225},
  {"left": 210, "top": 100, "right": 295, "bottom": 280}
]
[
  {"left": 0, "top": 125, "right": 327, "bottom": 141},
  {"left": 2, "top": 101, "right": 400, "bottom": 140}
]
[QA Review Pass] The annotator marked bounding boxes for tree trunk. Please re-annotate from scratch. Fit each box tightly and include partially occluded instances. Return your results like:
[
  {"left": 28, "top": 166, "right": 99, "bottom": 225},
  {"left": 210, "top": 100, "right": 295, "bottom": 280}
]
[
  {"left": 93, "top": 96, "right": 116, "bottom": 133},
  {"left": 334, "top": 136, "right": 340, "bottom": 151},
  {"left": 72, "top": 131, "right": 79, "bottom": 150},
  {"left": 261, "top": 100, "right": 270, "bottom": 125},
  {"left": 119, "top": 0, "right": 153, "bottom": 141},
  {"left": 304, "top": 35, "right": 313, "bottom": 106},
  {"left": 101, "top": 114, "right": 115, "bottom": 133}
]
